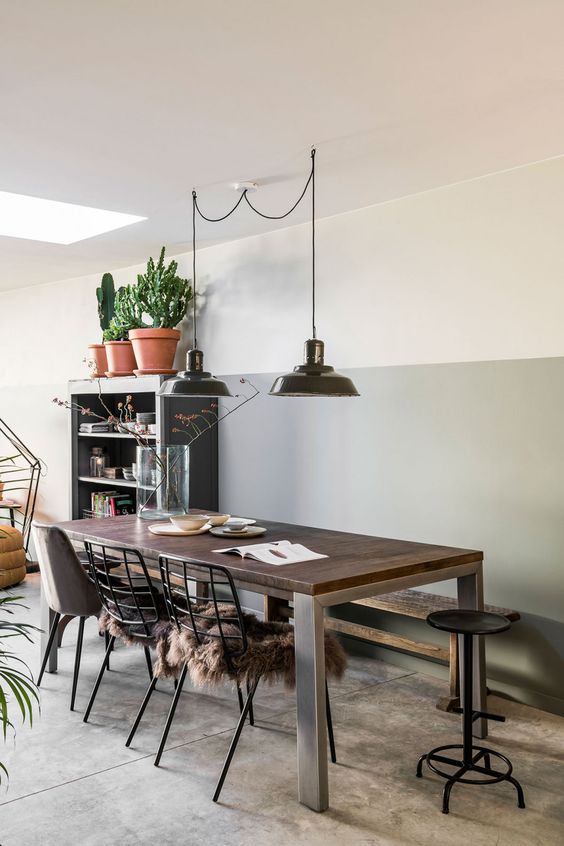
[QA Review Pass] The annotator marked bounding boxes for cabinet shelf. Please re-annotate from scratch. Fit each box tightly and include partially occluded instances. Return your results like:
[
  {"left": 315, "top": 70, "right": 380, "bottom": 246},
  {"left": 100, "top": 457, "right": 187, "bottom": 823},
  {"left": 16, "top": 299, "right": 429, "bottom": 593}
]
[
  {"left": 78, "top": 432, "right": 156, "bottom": 440},
  {"left": 78, "top": 476, "right": 137, "bottom": 488}
]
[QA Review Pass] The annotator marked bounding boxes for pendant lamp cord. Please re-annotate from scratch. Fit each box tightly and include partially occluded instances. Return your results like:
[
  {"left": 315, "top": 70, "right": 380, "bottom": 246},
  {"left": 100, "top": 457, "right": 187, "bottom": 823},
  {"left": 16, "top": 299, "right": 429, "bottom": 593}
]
[
  {"left": 192, "top": 190, "right": 198, "bottom": 349},
  {"left": 311, "top": 147, "right": 316, "bottom": 339},
  {"left": 192, "top": 148, "right": 317, "bottom": 341}
]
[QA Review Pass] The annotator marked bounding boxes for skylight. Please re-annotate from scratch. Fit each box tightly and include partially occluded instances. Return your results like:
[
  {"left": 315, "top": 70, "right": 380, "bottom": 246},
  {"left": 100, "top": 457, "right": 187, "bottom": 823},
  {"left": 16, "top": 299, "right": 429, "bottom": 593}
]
[{"left": 0, "top": 191, "right": 146, "bottom": 244}]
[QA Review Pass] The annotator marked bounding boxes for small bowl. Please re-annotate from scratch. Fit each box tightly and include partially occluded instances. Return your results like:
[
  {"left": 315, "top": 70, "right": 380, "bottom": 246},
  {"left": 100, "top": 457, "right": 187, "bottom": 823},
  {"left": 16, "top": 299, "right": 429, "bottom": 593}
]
[
  {"left": 170, "top": 514, "right": 210, "bottom": 531},
  {"left": 207, "top": 513, "right": 231, "bottom": 527},
  {"left": 225, "top": 522, "right": 247, "bottom": 533}
]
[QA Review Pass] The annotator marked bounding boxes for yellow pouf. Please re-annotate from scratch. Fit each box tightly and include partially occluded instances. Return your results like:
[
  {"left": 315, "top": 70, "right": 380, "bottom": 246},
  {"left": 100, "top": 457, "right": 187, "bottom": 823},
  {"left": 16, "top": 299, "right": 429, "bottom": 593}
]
[{"left": 0, "top": 526, "right": 26, "bottom": 589}]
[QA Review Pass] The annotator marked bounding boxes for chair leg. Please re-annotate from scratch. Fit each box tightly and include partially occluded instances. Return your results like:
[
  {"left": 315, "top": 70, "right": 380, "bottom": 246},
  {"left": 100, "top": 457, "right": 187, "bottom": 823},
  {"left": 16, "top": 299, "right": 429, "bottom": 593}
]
[
  {"left": 246, "top": 680, "right": 255, "bottom": 726},
  {"left": 326, "top": 680, "right": 337, "bottom": 764},
  {"left": 236, "top": 682, "right": 244, "bottom": 713},
  {"left": 154, "top": 664, "right": 188, "bottom": 767},
  {"left": 70, "top": 616, "right": 85, "bottom": 711},
  {"left": 104, "top": 630, "right": 111, "bottom": 670},
  {"left": 213, "top": 677, "right": 260, "bottom": 803},
  {"left": 143, "top": 646, "right": 153, "bottom": 680},
  {"left": 37, "top": 611, "right": 61, "bottom": 686},
  {"left": 83, "top": 635, "right": 116, "bottom": 723},
  {"left": 126, "top": 674, "right": 158, "bottom": 747}
]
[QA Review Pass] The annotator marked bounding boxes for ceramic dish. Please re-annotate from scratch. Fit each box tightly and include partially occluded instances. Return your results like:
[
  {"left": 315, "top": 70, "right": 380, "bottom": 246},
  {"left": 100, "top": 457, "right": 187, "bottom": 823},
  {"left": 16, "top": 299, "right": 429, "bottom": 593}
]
[
  {"left": 207, "top": 513, "right": 231, "bottom": 527},
  {"left": 149, "top": 522, "right": 211, "bottom": 537},
  {"left": 170, "top": 514, "right": 210, "bottom": 531},
  {"left": 209, "top": 526, "right": 266, "bottom": 538},
  {"left": 224, "top": 517, "right": 257, "bottom": 526}
]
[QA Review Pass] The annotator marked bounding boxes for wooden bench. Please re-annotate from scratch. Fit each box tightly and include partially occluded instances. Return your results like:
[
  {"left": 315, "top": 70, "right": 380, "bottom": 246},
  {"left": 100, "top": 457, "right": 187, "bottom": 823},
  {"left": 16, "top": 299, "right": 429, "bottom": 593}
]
[{"left": 265, "top": 591, "right": 520, "bottom": 711}]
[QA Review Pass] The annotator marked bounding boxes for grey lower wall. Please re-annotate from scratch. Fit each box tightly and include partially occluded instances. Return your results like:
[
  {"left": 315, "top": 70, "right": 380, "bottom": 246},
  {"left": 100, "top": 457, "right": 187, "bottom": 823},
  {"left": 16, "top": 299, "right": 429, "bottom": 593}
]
[{"left": 218, "top": 357, "right": 564, "bottom": 716}]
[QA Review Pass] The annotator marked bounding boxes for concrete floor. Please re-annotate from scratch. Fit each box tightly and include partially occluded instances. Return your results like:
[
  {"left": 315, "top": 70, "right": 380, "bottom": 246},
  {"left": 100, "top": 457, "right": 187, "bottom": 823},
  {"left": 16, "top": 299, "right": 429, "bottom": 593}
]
[{"left": 0, "top": 575, "right": 562, "bottom": 846}]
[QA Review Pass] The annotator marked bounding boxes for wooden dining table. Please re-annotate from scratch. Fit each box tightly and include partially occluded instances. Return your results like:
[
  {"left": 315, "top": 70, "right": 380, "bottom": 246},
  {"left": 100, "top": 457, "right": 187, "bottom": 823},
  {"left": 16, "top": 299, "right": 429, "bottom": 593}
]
[{"left": 48, "top": 514, "right": 487, "bottom": 812}]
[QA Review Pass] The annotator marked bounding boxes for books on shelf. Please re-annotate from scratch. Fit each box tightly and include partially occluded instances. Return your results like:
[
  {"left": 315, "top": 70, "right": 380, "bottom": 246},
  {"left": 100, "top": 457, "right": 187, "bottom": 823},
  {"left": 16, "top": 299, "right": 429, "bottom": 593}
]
[
  {"left": 90, "top": 491, "right": 135, "bottom": 517},
  {"left": 213, "top": 540, "right": 328, "bottom": 566}
]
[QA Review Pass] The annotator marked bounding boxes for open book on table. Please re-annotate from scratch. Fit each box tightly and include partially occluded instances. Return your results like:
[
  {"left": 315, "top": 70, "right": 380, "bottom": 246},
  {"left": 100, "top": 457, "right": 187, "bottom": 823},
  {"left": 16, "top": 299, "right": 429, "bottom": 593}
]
[{"left": 213, "top": 539, "right": 328, "bottom": 566}]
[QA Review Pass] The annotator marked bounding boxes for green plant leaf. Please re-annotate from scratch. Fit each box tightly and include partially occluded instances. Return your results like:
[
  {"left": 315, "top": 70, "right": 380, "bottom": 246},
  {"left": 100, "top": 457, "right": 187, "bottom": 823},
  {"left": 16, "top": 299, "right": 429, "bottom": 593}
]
[{"left": 0, "top": 587, "right": 40, "bottom": 786}]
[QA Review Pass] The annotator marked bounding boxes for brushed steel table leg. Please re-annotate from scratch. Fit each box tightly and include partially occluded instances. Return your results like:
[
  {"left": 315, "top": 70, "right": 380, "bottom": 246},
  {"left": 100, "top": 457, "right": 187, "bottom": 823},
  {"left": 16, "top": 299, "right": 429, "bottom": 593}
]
[
  {"left": 294, "top": 592, "right": 328, "bottom": 812},
  {"left": 457, "top": 564, "right": 487, "bottom": 738}
]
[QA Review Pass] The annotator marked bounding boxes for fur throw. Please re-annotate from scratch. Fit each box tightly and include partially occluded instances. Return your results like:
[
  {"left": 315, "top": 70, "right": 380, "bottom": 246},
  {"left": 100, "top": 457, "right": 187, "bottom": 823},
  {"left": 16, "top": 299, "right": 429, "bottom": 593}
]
[
  {"left": 153, "top": 603, "right": 348, "bottom": 690},
  {"left": 98, "top": 591, "right": 169, "bottom": 646},
  {"left": 99, "top": 599, "right": 348, "bottom": 690}
]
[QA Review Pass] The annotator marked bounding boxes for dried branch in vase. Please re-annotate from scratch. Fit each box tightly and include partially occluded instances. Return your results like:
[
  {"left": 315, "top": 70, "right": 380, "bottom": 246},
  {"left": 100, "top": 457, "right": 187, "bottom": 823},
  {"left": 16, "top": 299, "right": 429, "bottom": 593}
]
[{"left": 52, "top": 378, "right": 259, "bottom": 507}]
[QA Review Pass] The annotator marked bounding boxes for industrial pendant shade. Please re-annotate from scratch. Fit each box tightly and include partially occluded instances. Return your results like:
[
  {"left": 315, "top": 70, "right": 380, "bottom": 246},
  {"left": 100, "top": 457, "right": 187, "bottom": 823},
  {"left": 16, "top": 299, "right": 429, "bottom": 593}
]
[
  {"left": 269, "top": 339, "right": 359, "bottom": 397},
  {"left": 269, "top": 149, "right": 359, "bottom": 397},
  {"left": 158, "top": 349, "right": 232, "bottom": 397},
  {"left": 158, "top": 192, "right": 232, "bottom": 399}
]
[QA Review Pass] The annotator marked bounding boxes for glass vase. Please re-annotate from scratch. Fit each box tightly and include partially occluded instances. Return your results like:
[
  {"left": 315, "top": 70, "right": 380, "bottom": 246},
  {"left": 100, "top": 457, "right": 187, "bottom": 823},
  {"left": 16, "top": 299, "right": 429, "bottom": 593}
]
[{"left": 136, "top": 445, "right": 189, "bottom": 520}]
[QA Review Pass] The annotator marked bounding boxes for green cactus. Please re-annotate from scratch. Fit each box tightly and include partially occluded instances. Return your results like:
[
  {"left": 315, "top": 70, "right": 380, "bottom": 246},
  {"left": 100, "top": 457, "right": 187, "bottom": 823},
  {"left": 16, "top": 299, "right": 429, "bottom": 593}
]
[
  {"left": 102, "top": 316, "right": 131, "bottom": 342},
  {"left": 114, "top": 247, "right": 192, "bottom": 330},
  {"left": 96, "top": 273, "right": 116, "bottom": 333}
]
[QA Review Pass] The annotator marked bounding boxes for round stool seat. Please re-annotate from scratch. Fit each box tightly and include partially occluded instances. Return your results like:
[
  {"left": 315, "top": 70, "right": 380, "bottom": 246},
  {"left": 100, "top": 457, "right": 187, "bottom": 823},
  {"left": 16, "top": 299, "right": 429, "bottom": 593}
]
[{"left": 427, "top": 609, "right": 511, "bottom": 635}]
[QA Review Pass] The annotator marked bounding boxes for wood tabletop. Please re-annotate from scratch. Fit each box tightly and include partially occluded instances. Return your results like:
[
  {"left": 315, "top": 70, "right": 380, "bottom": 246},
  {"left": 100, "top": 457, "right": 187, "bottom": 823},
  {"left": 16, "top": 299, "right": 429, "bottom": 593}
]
[{"left": 55, "top": 514, "right": 483, "bottom": 597}]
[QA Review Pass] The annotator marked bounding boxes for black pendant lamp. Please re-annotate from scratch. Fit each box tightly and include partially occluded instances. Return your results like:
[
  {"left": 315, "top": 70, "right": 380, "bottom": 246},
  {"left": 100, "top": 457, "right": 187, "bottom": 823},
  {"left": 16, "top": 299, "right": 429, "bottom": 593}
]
[
  {"left": 269, "top": 149, "right": 359, "bottom": 397},
  {"left": 158, "top": 191, "right": 232, "bottom": 398}
]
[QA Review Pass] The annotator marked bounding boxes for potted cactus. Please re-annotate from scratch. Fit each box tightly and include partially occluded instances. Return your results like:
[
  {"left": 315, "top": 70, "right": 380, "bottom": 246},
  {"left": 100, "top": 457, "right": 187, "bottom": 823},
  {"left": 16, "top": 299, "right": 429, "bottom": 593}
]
[
  {"left": 88, "top": 273, "right": 128, "bottom": 377},
  {"left": 103, "top": 315, "right": 139, "bottom": 377},
  {"left": 118, "top": 247, "right": 192, "bottom": 375}
]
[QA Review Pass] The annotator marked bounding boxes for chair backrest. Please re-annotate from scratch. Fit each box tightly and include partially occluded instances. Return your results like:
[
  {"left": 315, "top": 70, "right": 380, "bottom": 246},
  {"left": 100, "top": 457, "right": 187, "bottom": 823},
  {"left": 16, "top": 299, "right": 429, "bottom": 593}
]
[
  {"left": 84, "top": 540, "right": 160, "bottom": 640},
  {"left": 158, "top": 554, "right": 248, "bottom": 672},
  {"left": 32, "top": 522, "right": 101, "bottom": 618}
]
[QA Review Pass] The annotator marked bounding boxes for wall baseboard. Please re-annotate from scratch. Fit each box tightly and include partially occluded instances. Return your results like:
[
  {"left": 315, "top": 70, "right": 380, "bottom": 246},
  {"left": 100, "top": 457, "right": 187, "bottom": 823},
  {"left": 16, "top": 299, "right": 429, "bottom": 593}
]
[{"left": 341, "top": 635, "right": 564, "bottom": 717}]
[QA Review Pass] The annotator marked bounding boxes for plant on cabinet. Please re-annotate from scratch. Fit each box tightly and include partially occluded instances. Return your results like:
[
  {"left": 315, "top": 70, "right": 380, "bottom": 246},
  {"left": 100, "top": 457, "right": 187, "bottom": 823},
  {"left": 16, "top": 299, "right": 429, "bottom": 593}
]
[
  {"left": 87, "top": 273, "right": 117, "bottom": 377},
  {"left": 117, "top": 247, "right": 192, "bottom": 375},
  {"left": 103, "top": 316, "right": 138, "bottom": 377}
]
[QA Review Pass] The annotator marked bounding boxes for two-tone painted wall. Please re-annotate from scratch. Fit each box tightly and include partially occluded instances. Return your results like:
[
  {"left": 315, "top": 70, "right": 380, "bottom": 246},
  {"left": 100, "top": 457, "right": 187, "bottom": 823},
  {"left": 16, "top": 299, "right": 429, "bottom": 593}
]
[{"left": 1, "top": 155, "right": 563, "bottom": 713}]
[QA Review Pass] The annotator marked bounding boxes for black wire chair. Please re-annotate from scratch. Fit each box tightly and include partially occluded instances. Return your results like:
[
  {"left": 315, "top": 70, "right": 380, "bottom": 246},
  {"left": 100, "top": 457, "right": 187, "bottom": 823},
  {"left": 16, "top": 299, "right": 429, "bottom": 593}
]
[
  {"left": 126, "top": 553, "right": 337, "bottom": 802},
  {"left": 82, "top": 540, "right": 161, "bottom": 723}
]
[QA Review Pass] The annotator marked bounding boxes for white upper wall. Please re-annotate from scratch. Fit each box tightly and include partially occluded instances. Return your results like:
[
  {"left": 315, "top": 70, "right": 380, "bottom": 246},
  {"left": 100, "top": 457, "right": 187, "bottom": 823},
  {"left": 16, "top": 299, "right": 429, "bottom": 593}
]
[{"left": 2, "top": 154, "right": 564, "bottom": 389}]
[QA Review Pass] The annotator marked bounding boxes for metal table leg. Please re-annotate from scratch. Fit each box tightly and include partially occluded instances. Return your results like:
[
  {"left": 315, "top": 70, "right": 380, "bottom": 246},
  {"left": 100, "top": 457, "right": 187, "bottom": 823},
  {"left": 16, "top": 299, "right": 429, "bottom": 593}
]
[
  {"left": 40, "top": 580, "right": 58, "bottom": 674},
  {"left": 457, "top": 564, "right": 487, "bottom": 738},
  {"left": 294, "top": 592, "right": 328, "bottom": 812}
]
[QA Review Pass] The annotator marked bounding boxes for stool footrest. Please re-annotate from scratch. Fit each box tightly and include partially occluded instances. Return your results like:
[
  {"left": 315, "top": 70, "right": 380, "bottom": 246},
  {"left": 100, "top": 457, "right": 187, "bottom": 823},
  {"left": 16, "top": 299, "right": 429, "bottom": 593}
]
[
  {"left": 472, "top": 710, "right": 506, "bottom": 723},
  {"left": 416, "top": 743, "right": 525, "bottom": 814},
  {"left": 450, "top": 706, "right": 506, "bottom": 723}
]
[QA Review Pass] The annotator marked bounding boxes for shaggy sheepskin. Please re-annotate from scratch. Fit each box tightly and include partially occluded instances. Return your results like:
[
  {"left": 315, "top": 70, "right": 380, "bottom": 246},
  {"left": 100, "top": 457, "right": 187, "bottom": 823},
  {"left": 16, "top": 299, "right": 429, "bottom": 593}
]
[{"left": 99, "top": 600, "right": 347, "bottom": 690}]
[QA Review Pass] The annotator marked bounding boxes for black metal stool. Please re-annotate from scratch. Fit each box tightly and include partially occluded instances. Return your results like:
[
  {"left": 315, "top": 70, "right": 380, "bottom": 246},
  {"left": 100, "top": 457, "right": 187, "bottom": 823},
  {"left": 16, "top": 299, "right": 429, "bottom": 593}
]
[{"left": 416, "top": 609, "right": 525, "bottom": 814}]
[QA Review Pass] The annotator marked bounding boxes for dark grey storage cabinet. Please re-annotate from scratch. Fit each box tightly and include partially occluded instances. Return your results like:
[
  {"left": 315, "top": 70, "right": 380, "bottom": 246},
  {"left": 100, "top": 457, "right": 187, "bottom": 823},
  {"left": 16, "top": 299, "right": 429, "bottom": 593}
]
[{"left": 68, "top": 375, "right": 218, "bottom": 519}]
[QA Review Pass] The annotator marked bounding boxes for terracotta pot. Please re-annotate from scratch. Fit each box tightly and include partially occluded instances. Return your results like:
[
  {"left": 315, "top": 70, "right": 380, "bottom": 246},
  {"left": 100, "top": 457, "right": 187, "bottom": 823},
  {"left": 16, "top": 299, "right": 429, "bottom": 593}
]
[
  {"left": 87, "top": 344, "right": 108, "bottom": 378},
  {"left": 129, "top": 328, "right": 180, "bottom": 375},
  {"left": 104, "top": 341, "right": 137, "bottom": 377}
]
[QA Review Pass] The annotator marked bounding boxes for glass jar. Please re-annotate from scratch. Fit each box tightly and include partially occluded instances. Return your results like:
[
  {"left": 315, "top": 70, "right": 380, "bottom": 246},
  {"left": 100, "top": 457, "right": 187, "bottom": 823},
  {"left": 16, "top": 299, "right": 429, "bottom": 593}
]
[
  {"left": 136, "top": 445, "right": 189, "bottom": 520},
  {"left": 89, "top": 448, "right": 107, "bottom": 478}
]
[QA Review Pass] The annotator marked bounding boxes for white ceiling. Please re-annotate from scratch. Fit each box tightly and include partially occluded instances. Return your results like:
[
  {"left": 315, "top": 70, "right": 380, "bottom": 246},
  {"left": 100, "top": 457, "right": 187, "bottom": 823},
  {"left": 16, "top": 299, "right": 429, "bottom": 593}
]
[{"left": 2, "top": 0, "right": 564, "bottom": 291}]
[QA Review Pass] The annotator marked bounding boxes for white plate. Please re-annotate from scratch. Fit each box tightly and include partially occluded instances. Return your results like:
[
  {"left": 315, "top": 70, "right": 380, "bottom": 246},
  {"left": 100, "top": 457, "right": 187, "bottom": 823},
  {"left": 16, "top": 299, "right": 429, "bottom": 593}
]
[
  {"left": 149, "top": 522, "right": 211, "bottom": 537},
  {"left": 224, "top": 517, "right": 256, "bottom": 526},
  {"left": 209, "top": 526, "right": 266, "bottom": 538}
]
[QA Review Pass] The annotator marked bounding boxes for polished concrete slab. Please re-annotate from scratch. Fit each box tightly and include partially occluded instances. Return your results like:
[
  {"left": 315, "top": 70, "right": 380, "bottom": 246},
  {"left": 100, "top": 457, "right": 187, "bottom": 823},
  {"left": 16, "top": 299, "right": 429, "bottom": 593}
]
[{"left": 0, "top": 575, "right": 562, "bottom": 845}]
